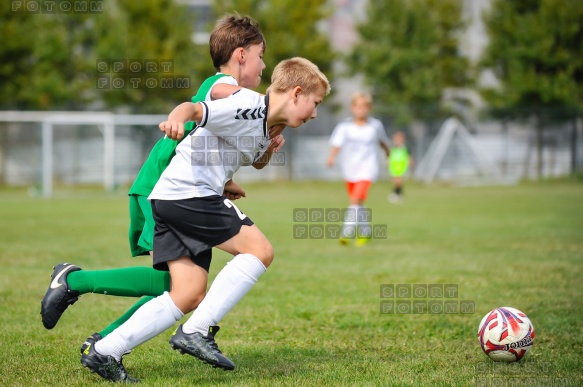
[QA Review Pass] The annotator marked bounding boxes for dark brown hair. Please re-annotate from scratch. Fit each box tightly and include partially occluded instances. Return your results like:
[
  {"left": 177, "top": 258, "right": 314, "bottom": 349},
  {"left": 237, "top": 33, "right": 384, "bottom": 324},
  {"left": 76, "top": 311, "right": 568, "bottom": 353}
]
[{"left": 209, "top": 14, "right": 266, "bottom": 71}]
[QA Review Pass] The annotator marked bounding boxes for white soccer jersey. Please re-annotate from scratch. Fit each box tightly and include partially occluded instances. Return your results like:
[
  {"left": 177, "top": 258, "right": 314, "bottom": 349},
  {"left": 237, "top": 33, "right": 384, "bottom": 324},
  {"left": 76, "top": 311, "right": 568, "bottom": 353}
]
[
  {"left": 149, "top": 89, "right": 270, "bottom": 200},
  {"left": 329, "top": 117, "right": 389, "bottom": 182}
]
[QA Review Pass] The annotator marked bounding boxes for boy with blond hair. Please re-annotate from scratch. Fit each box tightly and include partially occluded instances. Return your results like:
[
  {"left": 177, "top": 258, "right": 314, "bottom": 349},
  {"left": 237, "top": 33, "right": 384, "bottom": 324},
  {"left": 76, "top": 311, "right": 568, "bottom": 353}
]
[{"left": 80, "top": 57, "right": 330, "bottom": 382}]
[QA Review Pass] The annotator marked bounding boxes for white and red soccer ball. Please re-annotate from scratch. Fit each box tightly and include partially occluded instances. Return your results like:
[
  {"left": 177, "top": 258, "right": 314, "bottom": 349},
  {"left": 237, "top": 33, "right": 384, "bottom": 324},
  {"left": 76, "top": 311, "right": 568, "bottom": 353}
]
[{"left": 478, "top": 307, "right": 534, "bottom": 362}]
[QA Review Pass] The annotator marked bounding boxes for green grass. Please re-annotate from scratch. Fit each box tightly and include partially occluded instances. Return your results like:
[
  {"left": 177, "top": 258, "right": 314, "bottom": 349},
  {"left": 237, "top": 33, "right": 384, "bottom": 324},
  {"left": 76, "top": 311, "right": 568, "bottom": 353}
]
[{"left": 0, "top": 180, "right": 582, "bottom": 386}]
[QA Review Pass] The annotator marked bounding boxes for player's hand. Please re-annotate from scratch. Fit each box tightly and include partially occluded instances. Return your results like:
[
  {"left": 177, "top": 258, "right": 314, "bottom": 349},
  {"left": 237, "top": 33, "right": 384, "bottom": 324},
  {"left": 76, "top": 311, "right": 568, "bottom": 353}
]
[
  {"left": 159, "top": 121, "right": 185, "bottom": 140},
  {"left": 268, "top": 134, "right": 285, "bottom": 153},
  {"left": 269, "top": 124, "right": 285, "bottom": 139},
  {"left": 223, "top": 180, "right": 246, "bottom": 200},
  {"left": 326, "top": 156, "right": 335, "bottom": 168}
]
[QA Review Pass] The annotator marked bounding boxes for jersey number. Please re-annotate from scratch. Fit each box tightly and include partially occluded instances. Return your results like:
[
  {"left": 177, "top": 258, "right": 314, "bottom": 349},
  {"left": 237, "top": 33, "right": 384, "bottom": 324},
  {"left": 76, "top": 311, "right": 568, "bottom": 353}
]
[{"left": 224, "top": 199, "right": 247, "bottom": 220}]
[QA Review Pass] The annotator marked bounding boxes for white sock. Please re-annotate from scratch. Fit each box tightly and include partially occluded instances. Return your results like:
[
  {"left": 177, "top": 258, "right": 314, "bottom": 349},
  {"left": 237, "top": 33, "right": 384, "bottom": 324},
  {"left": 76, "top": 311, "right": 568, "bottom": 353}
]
[
  {"left": 182, "top": 254, "right": 266, "bottom": 335},
  {"left": 94, "top": 292, "right": 183, "bottom": 360},
  {"left": 356, "top": 206, "right": 372, "bottom": 238},
  {"left": 342, "top": 204, "right": 360, "bottom": 238}
]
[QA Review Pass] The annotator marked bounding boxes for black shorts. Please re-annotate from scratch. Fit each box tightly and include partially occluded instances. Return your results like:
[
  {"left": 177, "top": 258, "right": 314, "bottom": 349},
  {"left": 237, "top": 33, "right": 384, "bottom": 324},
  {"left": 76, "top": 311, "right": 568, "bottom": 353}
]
[{"left": 151, "top": 195, "right": 254, "bottom": 271}]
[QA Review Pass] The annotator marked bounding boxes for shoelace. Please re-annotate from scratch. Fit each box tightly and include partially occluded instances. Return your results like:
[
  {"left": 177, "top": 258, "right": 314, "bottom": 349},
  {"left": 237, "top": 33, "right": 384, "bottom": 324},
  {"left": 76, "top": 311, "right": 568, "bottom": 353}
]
[{"left": 203, "top": 337, "right": 222, "bottom": 353}]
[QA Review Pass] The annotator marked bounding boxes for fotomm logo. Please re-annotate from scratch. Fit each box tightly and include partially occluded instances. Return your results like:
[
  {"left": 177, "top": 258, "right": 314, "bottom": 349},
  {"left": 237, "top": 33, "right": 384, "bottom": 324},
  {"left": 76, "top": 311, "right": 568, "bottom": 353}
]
[{"left": 11, "top": 0, "right": 103, "bottom": 13}]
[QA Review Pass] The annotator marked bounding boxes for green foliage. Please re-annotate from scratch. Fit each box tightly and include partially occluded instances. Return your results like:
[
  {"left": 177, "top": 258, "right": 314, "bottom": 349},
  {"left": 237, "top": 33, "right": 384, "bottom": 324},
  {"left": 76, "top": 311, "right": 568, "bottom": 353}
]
[
  {"left": 1, "top": 181, "right": 583, "bottom": 385},
  {"left": 212, "top": 0, "right": 335, "bottom": 93},
  {"left": 0, "top": 0, "right": 207, "bottom": 112},
  {"left": 480, "top": 0, "right": 583, "bottom": 122},
  {"left": 346, "top": 0, "right": 470, "bottom": 125}
]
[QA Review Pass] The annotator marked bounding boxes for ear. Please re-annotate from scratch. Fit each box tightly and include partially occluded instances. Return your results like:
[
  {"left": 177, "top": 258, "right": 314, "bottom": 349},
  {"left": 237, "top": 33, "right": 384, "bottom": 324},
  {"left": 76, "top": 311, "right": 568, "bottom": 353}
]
[
  {"left": 236, "top": 47, "right": 246, "bottom": 63},
  {"left": 292, "top": 86, "right": 302, "bottom": 102}
]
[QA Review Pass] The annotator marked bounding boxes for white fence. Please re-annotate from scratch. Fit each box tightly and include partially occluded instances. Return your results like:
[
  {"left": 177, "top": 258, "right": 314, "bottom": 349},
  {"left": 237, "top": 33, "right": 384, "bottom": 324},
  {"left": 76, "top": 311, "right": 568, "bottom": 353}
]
[{"left": 0, "top": 112, "right": 581, "bottom": 197}]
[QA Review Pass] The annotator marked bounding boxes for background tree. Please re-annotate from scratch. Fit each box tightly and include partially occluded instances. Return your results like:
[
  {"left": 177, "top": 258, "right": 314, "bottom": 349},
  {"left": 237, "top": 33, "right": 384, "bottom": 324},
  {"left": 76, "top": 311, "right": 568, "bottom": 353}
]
[
  {"left": 212, "top": 0, "right": 335, "bottom": 93},
  {"left": 0, "top": 0, "right": 206, "bottom": 113},
  {"left": 480, "top": 0, "right": 583, "bottom": 177},
  {"left": 346, "top": 0, "right": 471, "bottom": 126}
]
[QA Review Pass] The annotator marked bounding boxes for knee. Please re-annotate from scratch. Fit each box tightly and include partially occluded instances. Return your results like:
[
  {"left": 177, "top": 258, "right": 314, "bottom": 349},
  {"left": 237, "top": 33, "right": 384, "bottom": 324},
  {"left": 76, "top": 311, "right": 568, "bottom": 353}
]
[
  {"left": 187, "top": 291, "right": 206, "bottom": 311},
  {"left": 255, "top": 241, "right": 274, "bottom": 268},
  {"left": 172, "top": 290, "right": 206, "bottom": 314}
]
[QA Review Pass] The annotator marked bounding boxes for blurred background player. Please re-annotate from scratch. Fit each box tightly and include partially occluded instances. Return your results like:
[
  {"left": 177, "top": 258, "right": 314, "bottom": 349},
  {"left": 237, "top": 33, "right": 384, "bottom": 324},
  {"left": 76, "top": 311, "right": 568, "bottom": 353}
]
[
  {"left": 327, "top": 92, "right": 389, "bottom": 246},
  {"left": 388, "top": 131, "right": 413, "bottom": 204}
]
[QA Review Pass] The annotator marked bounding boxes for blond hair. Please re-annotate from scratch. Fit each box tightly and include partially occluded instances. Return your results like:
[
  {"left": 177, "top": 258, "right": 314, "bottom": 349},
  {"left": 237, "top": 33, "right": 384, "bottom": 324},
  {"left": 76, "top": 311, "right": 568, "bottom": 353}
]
[
  {"left": 351, "top": 91, "right": 372, "bottom": 105},
  {"left": 268, "top": 57, "right": 331, "bottom": 96}
]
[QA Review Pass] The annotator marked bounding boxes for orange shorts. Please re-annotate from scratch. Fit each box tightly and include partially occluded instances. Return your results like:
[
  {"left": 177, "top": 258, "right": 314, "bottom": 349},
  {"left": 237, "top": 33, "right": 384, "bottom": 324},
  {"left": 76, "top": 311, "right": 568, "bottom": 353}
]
[{"left": 345, "top": 180, "right": 372, "bottom": 201}]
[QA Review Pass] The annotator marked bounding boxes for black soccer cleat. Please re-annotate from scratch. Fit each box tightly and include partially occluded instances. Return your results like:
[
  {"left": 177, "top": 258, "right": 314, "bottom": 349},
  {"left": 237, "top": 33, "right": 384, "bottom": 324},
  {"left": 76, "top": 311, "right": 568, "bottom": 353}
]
[
  {"left": 80, "top": 332, "right": 131, "bottom": 356},
  {"left": 80, "top": 332, "right": 102, "bottom": 355},
  {"left": 169, "top": 325, "right": 235, "bottom": 371},
  {"left": 40, "top": 263, "right": 82, "bottom": 329},
  {"left": 81, "top": 343, "right": 139, "bottom": 383}
]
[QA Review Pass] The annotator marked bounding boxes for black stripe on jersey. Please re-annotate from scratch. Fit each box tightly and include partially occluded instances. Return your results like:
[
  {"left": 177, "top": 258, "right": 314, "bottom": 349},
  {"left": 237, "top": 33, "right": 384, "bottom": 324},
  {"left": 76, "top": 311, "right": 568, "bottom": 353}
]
[
  {"left": 262, "top": 94, "right": 269, "bottom": 138},
  {"left": 199, "top": 101, "right": 209, "bottom": 127}
]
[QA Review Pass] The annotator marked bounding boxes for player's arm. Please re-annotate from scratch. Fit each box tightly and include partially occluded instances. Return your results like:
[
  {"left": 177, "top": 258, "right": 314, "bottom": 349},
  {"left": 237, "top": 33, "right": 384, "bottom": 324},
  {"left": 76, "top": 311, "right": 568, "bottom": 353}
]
[
  {"left": 327, "top": 147, "right": 340, "bottom": 168},
  {"left": 224, "top": 179, "right": 246, "bottom": 200},
  {"left": 252, "top": 124, "right": 286, "bottom": 170},
  {"left": 252, "top": 133, "right": 285, "bottom": 170},
  {"left": 380, "top": 141, "right": 390, "bottom": 158},
  {"left": 211, "top": 84, "right": 242, "bottom": 100},
  {"left": 159, "top": 102, "right": 204, "bottom": 140}
]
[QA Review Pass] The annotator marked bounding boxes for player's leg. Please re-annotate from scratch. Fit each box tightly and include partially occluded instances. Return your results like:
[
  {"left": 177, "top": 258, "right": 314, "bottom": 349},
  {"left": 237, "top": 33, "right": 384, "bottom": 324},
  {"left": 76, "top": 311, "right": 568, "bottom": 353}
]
[
  {"left": 68, "top": 266, "right": 170, "bottom": 296},
  {"left": 40, "top": 195, "right": 169, "bottom": 329},
  {"left": 81, "top": 287, "right": 182, "bottom": 382},
  {"left": 164, "top": 197, "right": 268, "bottom": 370},
  {"left": 340, "top": 181, "right": 356, "bottom": 244},
  {"left": 389, "top": 176, "right": 403, "bottom": 203},
  {"left": 173, "top": 224, "right": 270, "bottom": 370},
  {"left": 351, "top": 181, "right": 372, "bottom": 246},
  {"left": 90, "top": 258, "right": 202, "bottom": 361},
  {"left": 40, "top": 264, "right": 170, "bottom": 329},
  {"left": 81, "top": 202, "right": 199, "bottom": 382},
  {"left": 389, "top": 160, "right": 406, "bottom": 203},
  {"left": 79, "top": 295, "right": 154, "bottom": 354}
]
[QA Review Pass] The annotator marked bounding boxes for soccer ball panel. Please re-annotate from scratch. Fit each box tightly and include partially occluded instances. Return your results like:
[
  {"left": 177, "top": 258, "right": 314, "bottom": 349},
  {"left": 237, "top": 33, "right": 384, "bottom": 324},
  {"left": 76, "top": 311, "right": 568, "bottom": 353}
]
[{"left": 477, "top": 307, "right": 534, "bottom": 362}]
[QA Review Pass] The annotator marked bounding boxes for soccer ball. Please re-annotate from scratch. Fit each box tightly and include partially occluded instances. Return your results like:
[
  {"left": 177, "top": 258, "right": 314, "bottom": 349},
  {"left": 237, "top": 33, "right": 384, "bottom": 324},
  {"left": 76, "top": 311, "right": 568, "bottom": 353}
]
[{"left": 477, "top": 307, "right": 534, "bottom": 362}]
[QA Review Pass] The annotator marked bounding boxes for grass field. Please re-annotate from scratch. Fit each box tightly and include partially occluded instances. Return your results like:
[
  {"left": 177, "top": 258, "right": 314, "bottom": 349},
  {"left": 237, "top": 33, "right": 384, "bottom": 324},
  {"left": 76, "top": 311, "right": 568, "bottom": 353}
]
[{"left": 0, "top": 179, "right": 582, "bottom": 386}]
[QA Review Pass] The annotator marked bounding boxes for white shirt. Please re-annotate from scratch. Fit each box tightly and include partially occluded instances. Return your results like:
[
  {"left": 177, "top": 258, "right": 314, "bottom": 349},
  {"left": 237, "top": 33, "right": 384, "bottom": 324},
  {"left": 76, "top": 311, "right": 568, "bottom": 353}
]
[
  {"left": 329, "top": 117, "right": 389, "bottom": 182},
  {"left": 150, "top": 89, "right": 270, "bottom": 200}
]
